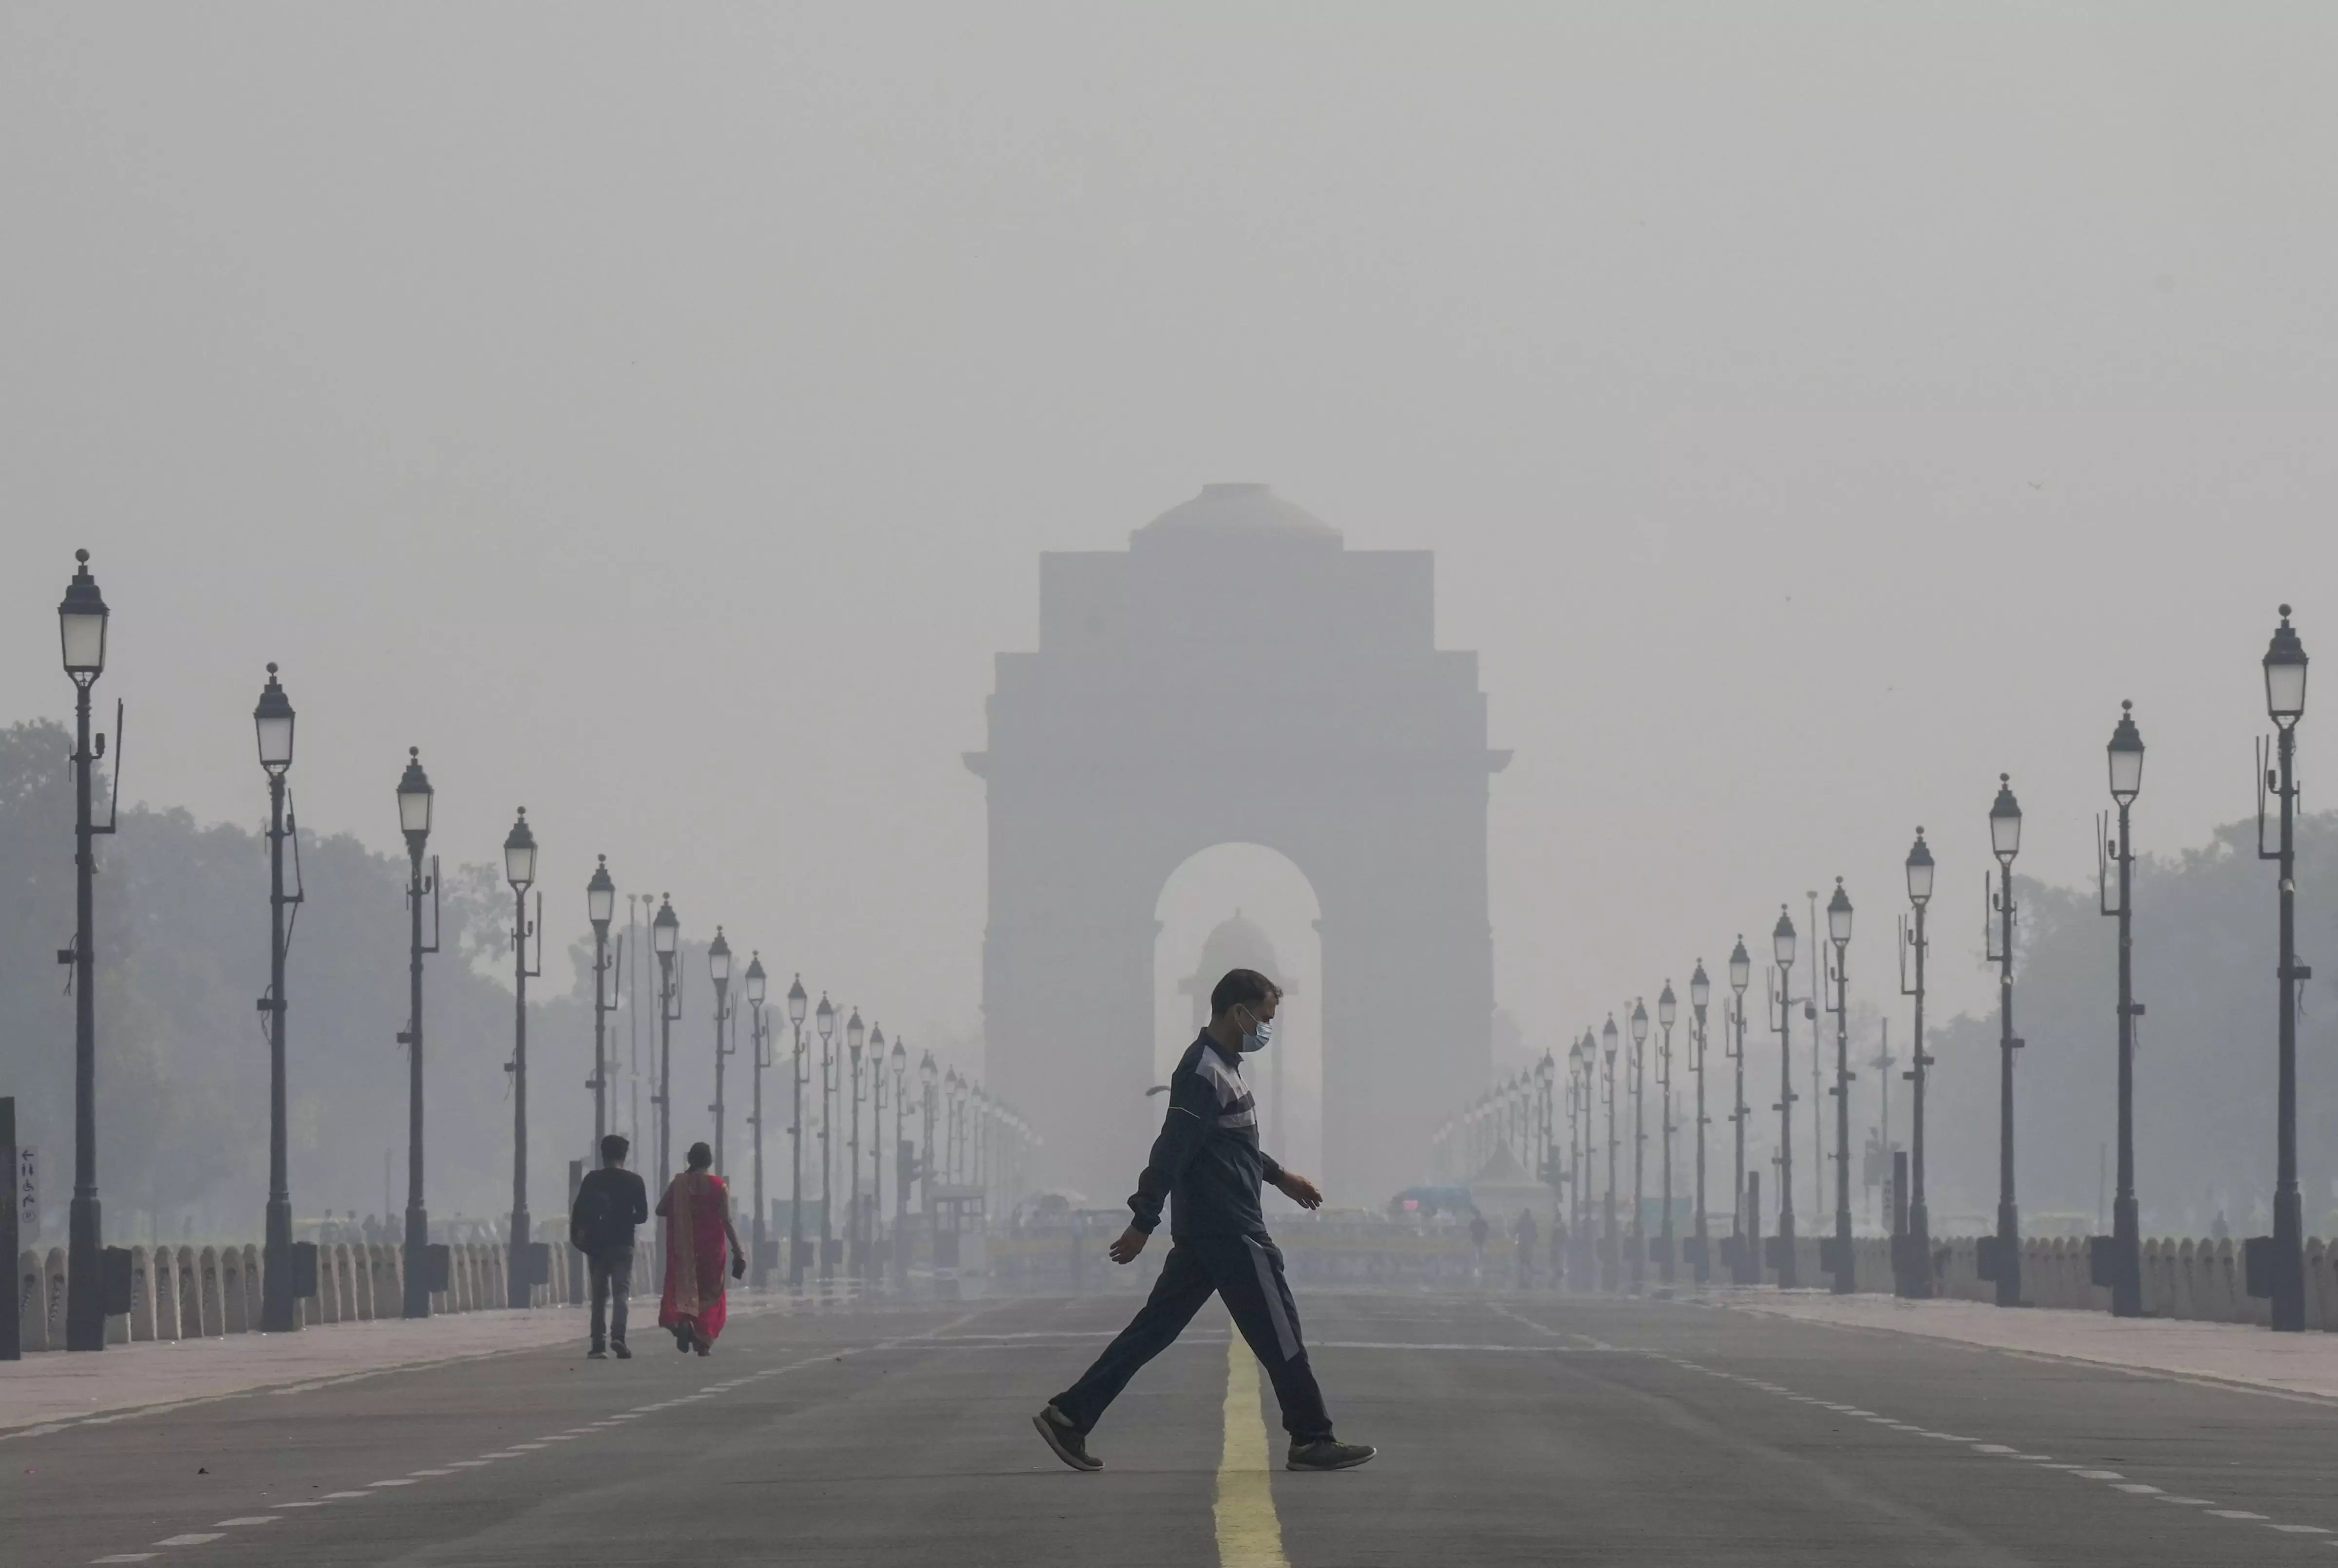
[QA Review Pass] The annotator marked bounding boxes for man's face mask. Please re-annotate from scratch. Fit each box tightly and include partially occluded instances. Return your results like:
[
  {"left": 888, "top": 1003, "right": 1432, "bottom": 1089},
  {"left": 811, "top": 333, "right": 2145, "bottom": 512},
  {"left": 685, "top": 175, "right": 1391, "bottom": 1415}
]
[{"left": 1238, "top": 1007, "right": 1275, "bottom": 1054}]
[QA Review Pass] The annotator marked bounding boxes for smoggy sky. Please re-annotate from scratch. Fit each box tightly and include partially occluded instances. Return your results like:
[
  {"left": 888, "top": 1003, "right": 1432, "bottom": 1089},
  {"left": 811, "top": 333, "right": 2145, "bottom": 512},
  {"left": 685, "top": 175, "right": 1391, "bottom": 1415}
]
[{"left": 6, "top": 6, "right": 2338, "bottom": 1078}]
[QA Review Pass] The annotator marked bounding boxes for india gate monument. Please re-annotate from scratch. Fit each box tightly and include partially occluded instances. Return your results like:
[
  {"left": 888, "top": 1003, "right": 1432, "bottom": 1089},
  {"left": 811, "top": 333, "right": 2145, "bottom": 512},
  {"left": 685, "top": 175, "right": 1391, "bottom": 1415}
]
[{"left": 967, "top": 484, "right": 1506, "bottom": 1206}]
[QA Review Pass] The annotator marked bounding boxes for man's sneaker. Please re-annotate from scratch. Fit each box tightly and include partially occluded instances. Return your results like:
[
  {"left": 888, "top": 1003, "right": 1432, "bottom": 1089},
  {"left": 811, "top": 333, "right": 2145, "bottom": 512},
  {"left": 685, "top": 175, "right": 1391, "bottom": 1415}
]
[
  {"left": 1287, "top": 1438, "right": 1376, "bottom": 1472},
  {"left": 587, "top": 1345, "right": 607, "bottom": 1360},
  {"left": 1032, "top": 1404, "right": 1103, "bottom": 1472},
  {"left": 611, "top": 1341, "right": 632, "bottom": 1360}
]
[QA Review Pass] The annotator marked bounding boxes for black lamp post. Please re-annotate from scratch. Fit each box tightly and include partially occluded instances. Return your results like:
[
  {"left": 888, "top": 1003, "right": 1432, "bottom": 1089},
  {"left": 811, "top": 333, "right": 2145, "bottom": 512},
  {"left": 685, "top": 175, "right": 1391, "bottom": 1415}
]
[
  {"left": 1727, "top": 939, "right": 1753, "bottom": 1284},
  {"left": 744, "top": 954, "right": 769, "bottom": 1287},
  {"left": 2098, "top": 707, "right": 2146, "bottom": 1317},
  {"left": 869, "top": 1024, "right": 888, "bottom": 1276},
  {"left": 652, "top": 896, "right": 679, "bottom": 1189},
  {"left": 396, "top": 748, "right": 438, "bottom": 1319},
  {"left": 847, "top": 1007, "right": 866, "bottom": 1277},
  {"left": 2262, "top": 607, "right": 2310, "bottom": 1331},
  {"left": 1826, "top": 878, "right": 1854, "bottom": 1295},
  {"left": 890, "top": 1035, "right": 909, "bottom": 1283},
  {"left": 786, "top": 974, "right": 808, "bottom": 1286},
  {"left": 1657, "top": 983, "right": 1677, "bottom": 1287},
  {"left": 1566, "top": 1040, "right": 1586, "bottom": 1256},
  {"left": 1989, "top": 774, "right": 2025, "bottom": 1308},
  {"left": 920, "top": 1050, "right": 940, "bottom": 1217},
  {"left": 587, "top": 859, "right": 617, "bottom": 1149},
  {"left": 1629, "top": 1000, "right": 1649, "bottom": 1293},
  {"left": 1536, "top": 1050, "right": 1558, "bottom": 1253},
  {"left": 1899, "top": 831, "right": 1935, "bottom": 1298},
  {"left": 254, "top": 664, "right": 301, "bottom": 1334},
  {"left": 503, "top": 807, "right": 542, "bottom": 1309},
  {"left": 1768, "top": 907, "right": 1800, "bottom": 1289},
  {"left": 1689, "top": 962, "right": 1710, "bottom": 1286},
  {"left": 708, "top": 929, "right": 733, "bottom": 1177},
  {"left": 816, "top": 992, "right": 836, "bottom": 1280},
  {"left": 57, "top": 552, "right": 114, "bottom": 1352},
  {"left": 1600, "top": 1015, "right": 1620, "bottom": 1292}
]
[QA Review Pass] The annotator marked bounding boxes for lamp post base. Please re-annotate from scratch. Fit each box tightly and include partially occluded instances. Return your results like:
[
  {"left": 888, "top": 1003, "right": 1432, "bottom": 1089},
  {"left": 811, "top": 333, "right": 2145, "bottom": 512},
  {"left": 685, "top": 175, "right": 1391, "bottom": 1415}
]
[
  {"left": 66, "top": 1195, "right": 105, "bottom": 1352},
  {"left": 402, "top": 1205, "right": 432, "bottom": 1319},
  {"left": 261, "top": 1197, "right": 299, "bottom": 1333}
]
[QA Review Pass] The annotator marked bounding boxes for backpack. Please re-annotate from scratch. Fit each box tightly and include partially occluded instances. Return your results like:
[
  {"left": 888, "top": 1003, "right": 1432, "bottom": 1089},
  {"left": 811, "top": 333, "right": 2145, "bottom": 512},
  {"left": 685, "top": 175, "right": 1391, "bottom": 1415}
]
[{"left": 569, "top": 1176, "right": 611, "bottom": 1251}]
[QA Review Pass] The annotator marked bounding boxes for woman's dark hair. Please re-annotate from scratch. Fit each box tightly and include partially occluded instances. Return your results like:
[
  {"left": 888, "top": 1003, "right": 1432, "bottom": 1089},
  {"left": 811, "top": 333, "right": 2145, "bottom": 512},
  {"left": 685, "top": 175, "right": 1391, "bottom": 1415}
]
[
  {"left": 686, "top": 1141, "right": 714, "bottom": 1171},
  {"left": 1210, "top": 968, "right": 1280, "bottom": 1019}
]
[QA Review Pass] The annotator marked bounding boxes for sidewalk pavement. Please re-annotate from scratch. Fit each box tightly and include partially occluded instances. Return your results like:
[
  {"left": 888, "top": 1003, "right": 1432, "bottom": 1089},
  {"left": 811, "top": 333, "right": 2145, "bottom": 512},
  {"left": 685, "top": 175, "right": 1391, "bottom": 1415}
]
[
  {"left": 1711, "top": 1289, "right": 2338, "bottom": 1401},
  {"left": 0, "top": 1292, "right": 805, "bottom": 1437}
]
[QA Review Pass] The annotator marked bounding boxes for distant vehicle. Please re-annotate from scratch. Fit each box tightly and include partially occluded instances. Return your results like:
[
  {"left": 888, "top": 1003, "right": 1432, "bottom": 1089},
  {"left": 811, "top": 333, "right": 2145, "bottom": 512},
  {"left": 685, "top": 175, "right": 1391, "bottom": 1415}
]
[{"left": 1387, "top": 1186, "right": 1474, "bottom": 1221}]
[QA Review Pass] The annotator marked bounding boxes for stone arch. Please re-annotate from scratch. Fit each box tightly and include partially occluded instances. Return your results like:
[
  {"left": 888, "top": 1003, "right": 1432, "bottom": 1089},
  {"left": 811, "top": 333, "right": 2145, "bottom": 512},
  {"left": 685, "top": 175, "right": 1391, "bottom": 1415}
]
[{"left": 971, "top": 485, "right": 1503, "bottom": 1202}]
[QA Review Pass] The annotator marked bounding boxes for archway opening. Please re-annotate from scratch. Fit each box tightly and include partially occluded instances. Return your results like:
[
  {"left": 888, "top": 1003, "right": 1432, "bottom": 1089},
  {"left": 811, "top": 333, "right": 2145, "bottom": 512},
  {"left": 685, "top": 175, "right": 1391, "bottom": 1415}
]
[{"left": 1153, "top": 843, "right": 1323, "bottom": 1206}]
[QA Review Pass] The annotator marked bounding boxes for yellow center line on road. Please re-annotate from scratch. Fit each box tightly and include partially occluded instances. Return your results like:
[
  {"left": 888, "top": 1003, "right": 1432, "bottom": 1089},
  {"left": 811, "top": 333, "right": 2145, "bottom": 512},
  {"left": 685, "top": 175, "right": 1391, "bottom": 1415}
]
[{"left": 1214, "top": 1328, "right": 1289, "bottom": 1568}]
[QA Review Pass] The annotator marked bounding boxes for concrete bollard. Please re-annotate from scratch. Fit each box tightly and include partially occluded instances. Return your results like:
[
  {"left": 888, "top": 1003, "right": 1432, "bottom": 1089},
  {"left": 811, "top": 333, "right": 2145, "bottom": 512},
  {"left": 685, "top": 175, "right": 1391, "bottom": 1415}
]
[
  {"left": 174, "top": 1246, "right": 201, "bottom": 1337},
  {"left": 374, "top": 1245, "right": 398, "bottom": 1318},
  {"left": 319, "top": 1245, "right": 342, "bottom": 1324},
  {"left": 350, "top": 1244, "right": 373, "bottom": 1321},
  {"left": 2321, "top": 1240, "right": 2338, "bottom": 1333},
  {"left": 220, "top": 1248, "right": 248, "bottom": 1333},
  {"left": 45, "top": 1247, "right": 68, "bottom": 1347},
  {"left": 19, "top": 1249, "right": 47, "bottom": 1352},
  {"left": 242, "top": 1245, "right": 262, "bottom": 1328},
  {"left": 2307, "top": 1238, "right": 2327, "bottom": 1332},
  {"left": 2208, "top": 1238, "right": 2237, "bottom": 1323},
  {"left": 2140, "top": 1239, "right": 2163, "bottom": 1317},
  {"left": 198, "top": 1247, "right": 224, "bottom": 1337},
  {"left": 128, "top": 1246, "right": 156, "bottom": 1341}
]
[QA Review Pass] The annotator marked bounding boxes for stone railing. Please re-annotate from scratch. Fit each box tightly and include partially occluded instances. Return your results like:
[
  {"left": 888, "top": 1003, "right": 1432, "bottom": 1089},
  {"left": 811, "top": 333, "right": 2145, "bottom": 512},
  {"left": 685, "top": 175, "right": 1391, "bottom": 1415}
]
[
  {"left": 15, "top": 1236, "right": 589, "bottom": 1353},
  {"left": 1913, "top": 1234, "right": 2338, "bottom": 1329}
]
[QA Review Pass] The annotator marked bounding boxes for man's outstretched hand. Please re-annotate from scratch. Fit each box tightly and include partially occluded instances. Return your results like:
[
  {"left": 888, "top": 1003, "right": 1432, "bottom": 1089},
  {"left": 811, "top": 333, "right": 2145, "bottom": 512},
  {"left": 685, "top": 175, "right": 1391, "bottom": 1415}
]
[
  {"left": 1273, "top": 1170, "right": 1325, "bottom": 1211},
  {"left": 1110, "top": 1226, "right": 1149, "bottom": 1265}
]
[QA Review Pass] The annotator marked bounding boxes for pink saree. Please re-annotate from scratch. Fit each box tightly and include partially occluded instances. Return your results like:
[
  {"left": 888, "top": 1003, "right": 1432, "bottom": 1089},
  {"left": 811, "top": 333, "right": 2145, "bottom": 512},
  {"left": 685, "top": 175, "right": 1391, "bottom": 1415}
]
[{"left": 656, "top": 1172, "right": 733, "bottom": 1347}]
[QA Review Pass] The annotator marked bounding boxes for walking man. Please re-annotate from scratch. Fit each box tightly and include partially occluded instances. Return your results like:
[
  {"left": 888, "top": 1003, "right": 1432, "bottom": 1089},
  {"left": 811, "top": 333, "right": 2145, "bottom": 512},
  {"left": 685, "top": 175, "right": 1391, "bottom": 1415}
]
[
  {"left": 571, "top": 1133, "right": 649, "bottom": 1359},
  {"left": 1033, "top": 969, "right": 1375, "bottom": 1474}
]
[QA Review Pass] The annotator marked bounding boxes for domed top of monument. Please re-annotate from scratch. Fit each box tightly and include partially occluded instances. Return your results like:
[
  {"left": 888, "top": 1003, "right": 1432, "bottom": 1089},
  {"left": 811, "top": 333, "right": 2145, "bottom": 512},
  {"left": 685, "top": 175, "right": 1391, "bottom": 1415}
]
[
  {"left": 1135, "top": 483, "right": 1341, "bottom": 544},
  {"left": 1175, "top": 909, "right": 1297, "bottom": 1005}
]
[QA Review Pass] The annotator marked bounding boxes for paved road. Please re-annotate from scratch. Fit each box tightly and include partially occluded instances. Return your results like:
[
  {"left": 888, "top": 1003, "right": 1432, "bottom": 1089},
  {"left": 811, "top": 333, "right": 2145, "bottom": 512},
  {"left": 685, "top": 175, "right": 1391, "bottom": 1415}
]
[{"left": 14, "top": 1288, "right": 2338, "bottom": 1566}]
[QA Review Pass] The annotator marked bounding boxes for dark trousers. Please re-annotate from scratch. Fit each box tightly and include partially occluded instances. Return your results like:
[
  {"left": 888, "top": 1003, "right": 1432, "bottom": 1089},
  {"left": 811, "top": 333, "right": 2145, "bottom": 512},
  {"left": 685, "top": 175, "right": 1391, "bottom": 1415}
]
[
  {"left": 589, "top": 1245, "right": 633, "bottom": 1347},
  {"left": 1052, "top": 1232, "right": 1331, "bottom": 1442}
]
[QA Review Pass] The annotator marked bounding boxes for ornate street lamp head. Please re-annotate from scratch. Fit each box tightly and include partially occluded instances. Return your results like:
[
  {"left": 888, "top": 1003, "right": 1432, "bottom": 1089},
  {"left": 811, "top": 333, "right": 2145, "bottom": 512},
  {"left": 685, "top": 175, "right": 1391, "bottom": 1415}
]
[
  {"left": 1904, "top": 828, "right": 1934, "bottom": 907},
  {"left": 396, "top": 747, "right": 434, "bottom": 848},
  {"left": 1601, "top": 1014, "right": 1618, "bottom": 1063},
  {"left": 920, "top": 1049, "right": 938, "bottom": 1089},
  {"left": 1657, "top": 982, "right": 1677, "bottom": 1030},
  {"left": 1689, "top": 962, "right": 1710, "bottom": 1013},
  {"left": 846, "top": 1007, "right": 866, "bottom": 1054},
  {"left": 2108, "top": 700, "right": 2145, "bottom": 804},
  {"left": 2265, "top": 605, "right": 2308, "bottom": 727},
  {"left": 744, "top": 952, "right": 767, "bottom": 1008},
  {"left": 815, "top": 991, "right": 835, "bottom": 1041},
  {"left": 652, "top": 894, "right": 679, "bottom": 958},
  {"left": 1728, "top": 937, "right": 1751, "bottom": 995},
  {"left": 254, "top": 663, "right": 295, "bottom": 775},
  {"left": 1630, "top": 999, "right": 1649, "bottom": 1045},
  {"left": 1772, "top": 905, "right": 1796, "bottom": 970},
  {"left": 787, "top": 973, "right": 808, "bottom": 1027},
  {"left": 708, "top": 926, "right": 732, "bottom": 990},
  {"left": 58, "top": 550, "right": 108, "bottom": 682},
  {"left": 1827, "top": 877, "right": 1853, "bottom": 946},
  {"left": 1990, "top": 773, "right": 2023, "bottom": 863},
  {"left": 586, "top": 855, "right": 616, "bottom": 930},
  {"left": 502, "top": 807, "right": 538, "bottom": 893},
  {"left": 890, "top": 1036, "right": 907, "bottom": 1074}
]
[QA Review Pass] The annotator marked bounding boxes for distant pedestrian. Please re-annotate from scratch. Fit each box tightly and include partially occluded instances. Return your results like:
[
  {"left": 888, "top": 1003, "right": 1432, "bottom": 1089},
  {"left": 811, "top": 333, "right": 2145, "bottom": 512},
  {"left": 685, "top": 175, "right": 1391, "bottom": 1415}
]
[
  {"left": 1469, "top": 1210, "right": 1490, "bottom": 1283},
  {"left": 656, "top": 1142, "right": 745, "bottom": 1356},
  {"left": 1514, "top": 1209, "right": 1538, "bottom": 1289},
  {"left": 1033, "top": 970, "right": 1375, "bottom": 1475},
  {"left": 572, "top": 1134, "right": 650, "bottom": 1359}
]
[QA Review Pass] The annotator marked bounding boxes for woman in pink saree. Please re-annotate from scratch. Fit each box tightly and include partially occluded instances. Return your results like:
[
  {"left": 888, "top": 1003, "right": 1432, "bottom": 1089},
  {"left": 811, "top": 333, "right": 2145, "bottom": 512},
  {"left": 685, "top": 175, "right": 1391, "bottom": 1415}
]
[{"left": 657, "top": 1141, "right": 745, "bottom": 1355}]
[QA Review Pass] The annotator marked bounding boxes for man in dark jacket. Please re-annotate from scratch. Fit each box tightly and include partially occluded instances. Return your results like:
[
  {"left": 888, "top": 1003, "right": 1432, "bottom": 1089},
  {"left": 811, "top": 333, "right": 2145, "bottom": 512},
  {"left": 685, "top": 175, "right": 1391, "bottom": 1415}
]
[
  {"left": 1033, "top": 969, "right": 1375, "bottom": 1474},
  {"left": 571, "top": 1134, "right": 649, "bottom": 1359}
]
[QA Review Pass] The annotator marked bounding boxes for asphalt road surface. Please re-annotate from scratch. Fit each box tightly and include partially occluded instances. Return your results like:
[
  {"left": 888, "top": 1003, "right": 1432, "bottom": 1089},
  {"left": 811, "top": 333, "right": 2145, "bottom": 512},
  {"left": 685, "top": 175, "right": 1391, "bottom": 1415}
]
[{"left": 15, "top": 1288, "right": 2338, "bottom": 1566}]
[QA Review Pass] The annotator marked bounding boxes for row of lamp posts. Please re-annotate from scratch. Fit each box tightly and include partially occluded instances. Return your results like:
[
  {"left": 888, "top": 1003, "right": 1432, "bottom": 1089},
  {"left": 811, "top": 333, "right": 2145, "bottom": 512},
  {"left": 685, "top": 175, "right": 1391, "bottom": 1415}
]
[
  {"left": 45, "top": 548, "right": 1027, "bottom": 1348},
  {"left": 1531, "top": 607, "right": 2310, "bottom": 1331}
]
